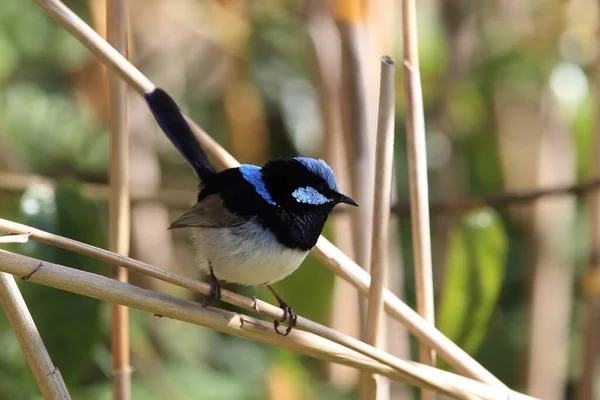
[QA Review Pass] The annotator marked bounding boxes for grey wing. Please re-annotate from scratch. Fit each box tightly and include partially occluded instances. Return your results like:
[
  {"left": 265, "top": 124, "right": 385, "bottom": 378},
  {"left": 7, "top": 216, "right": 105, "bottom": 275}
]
[{"left": 168, "top": 194, "right": 247, "bottom": 229}]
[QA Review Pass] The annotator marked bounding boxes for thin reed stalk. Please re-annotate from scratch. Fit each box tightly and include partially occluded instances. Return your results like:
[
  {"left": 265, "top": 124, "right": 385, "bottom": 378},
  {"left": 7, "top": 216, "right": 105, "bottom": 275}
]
[
  {"left": 578, "top": 2, "right": 600, "bottom": 398},
  {"left": 333, "top": 14, "right": 375, "bottom": 398},
  {"left": 304, "top": 2, "right": 361, "bottom": 388},
  {"left": 4, "top": 171, "right": 600, "bottom": 217},
  {"left": 333, "top": 2, "right": 375, "bottom": 351},
  {"left": 0, "top": 172, "right": 194, "bottom": 209},
  {"left": 401, "top": 0, "right": 436, "bottom": 398},
  {"left": 0, "top": 272, "right": 71, "bottom": 399},
  {"left": 364, "top": 56, "right": 396, "bottom": 399},
  {"left": 0, "top": 233, "right": 31, "bottom": 243},
  {"left": 0, "top": 217, "right": 503, "bottom": 394},
  {"left": 312, "top": 238, "right": 505, "bottom": 387},
  {"left": 0, "top": 249, "right": 536, "bottom": 400},
  {"left": 30, "top": 0, "right": 504, "bottom": 388},
  {"left": 107, "top": 1, "right": 131, "bottom": 398}
]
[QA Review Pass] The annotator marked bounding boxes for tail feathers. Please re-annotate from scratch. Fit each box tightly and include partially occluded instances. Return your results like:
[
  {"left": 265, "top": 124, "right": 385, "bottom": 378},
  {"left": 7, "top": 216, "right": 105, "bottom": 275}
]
[{"left": 144, "top": 88, "right": 216, "bottom": 181}]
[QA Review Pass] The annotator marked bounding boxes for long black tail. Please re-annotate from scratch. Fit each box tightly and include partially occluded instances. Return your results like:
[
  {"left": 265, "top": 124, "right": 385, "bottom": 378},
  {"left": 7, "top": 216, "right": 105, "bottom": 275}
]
[{"left": 144, "top": 88, "right": 216, "bottom": 181}]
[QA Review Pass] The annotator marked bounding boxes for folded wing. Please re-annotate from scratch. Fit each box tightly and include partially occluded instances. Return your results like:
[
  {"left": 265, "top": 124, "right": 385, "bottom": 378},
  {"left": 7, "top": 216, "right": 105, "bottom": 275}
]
[{"left": 169, "top": 194, "right": 247, "bottom": 229}]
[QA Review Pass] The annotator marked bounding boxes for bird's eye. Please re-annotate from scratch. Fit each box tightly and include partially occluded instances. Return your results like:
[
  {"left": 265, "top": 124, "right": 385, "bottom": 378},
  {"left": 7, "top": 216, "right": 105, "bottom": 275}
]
[{"left": 292, "top": 186, "right": 332, "bottom": 205}]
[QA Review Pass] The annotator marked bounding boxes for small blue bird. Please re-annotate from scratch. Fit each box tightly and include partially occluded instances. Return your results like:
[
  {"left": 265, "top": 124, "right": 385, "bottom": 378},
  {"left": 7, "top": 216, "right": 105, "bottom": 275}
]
[{"left": 144, "top": 88, "right": 357, "bottom": 335}]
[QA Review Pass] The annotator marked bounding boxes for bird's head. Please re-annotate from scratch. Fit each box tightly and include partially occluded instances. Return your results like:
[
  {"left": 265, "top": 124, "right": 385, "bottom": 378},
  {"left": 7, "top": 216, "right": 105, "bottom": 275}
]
[{"left": 255, "top": 157, "right": 358, "bottom": 213}]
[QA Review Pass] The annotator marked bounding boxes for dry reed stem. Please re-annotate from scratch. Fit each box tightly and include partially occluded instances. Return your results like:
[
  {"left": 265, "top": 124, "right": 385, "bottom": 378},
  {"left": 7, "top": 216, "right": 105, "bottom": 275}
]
[
  {"left": 0, "top": 272, "right": 71, "bottom": 399},
  {"left": 364, "top": 56, "right": 396, "bottom": 399},
  {"left": 106, "top": 0, "right": 131, "bottom": 398},
  {"left": 334, "top": 1, "right": 374, "bottom": 349},
  {"left": 0, "top": 233, "right": 31, "bottom": 244},
  {"left": 401, "top": 1, "right": 436, "bottom": 397},
  {"left": 30, "top": 0, "right": 504, "bottom": 388},
  {"left": 311, "top": 238, "right": 507, "bottom": 387},
  {"left": 34, "top": 0, "right": 152, "bottom": 94},
  {"left": 4, "top": 171, "right": 600, "bottom": 217},
  {"left": 0, "top": 249, "right": 537, "bottom": 400},
  {"left": 0, "top": 218, "right": 509, "bottom": 398},
  {"left": 578, "top": 2, "right": 600, "bottom": 398},
  {"left": 304, "top": 3, "right": 361, "bottom": 388},
  {"left": 391, "top": 178, "right": 600, "bottom": 215},
  {"left": 0, "top": 172, "right": 195, "bottom": 209}
]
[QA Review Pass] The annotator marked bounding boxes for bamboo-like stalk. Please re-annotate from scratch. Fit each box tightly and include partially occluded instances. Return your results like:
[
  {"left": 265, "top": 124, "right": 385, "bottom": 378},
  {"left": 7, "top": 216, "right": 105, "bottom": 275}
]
[
  {"left": 34, "top": 0, "right": 152, "bottom": 94},
  {"left": 390, "top": 178, "right": 600, "bottom": 215},
  {"left": 0, "top": 172, "right": 194, "bottom": 209},
  {"left": 401, "top": 1, "right": 436, "bottom": 398},
  {"left": 304, "top": 2, "right": 361, "bottom": 388},
  {"left": 364, "top": 56, "right": 396, "bottom": 399},
  {"left": 0, "top": 233, "right": 31, "bottom": 243},
  {"left": 29, "top": 0, "right": 504, "bottom": 388},
  {"left": 312, "top": 237, "right": 506, "bottom": 387},
  {"left": 5, "top": 171, "right": 600, "bottom": 217},
  {"left": 0, "top": 249, "right": 536, "bottom": 400},
  {"left": 0, "top": 272, "right": 71, "bottom": 399},
  {"left": 333, "top": 1, "right": 374, "bottom": 349},
  {"left": 107, "top": 1, "right": 131, "bottom": 398},
  {"left": 578, "top": 2, "right": 600, "bottom": 398},
  {"left": 0, "top": 217, "right": 505, "bottom": 393}
]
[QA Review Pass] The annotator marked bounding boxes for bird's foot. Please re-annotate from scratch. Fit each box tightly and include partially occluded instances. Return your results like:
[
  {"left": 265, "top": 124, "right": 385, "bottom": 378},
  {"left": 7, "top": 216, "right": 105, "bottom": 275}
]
[
  {"left": 267, "top": 285, "right": 297, "bottom": 336},
  {"left": 203, "top": 263, "right": 221, "bottom": 307},
  {"left": 274, "top": 301, "right": 297, "bottom": 336}
]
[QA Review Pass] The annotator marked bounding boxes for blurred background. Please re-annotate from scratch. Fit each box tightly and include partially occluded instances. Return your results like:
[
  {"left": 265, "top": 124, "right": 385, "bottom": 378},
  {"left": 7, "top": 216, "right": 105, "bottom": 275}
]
[{"left": 0, "top": 0, "right": 598, "bottom": 399}]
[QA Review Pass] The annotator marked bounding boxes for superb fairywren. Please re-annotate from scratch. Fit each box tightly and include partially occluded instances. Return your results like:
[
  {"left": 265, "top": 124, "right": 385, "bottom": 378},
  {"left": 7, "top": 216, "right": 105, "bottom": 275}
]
[{"left": 144, "top": 88, "right": 357, "bottom": 335}]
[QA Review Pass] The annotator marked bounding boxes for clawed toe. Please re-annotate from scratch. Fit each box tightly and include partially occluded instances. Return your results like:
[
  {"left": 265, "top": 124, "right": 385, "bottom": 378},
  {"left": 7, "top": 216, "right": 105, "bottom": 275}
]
[
  {"left": 266, "top": 284, "right": 297, "bottom": 336},
  {"left": 203, "top": 262, "right": 221, "bottom": 307},
  {"left": 273, "top": 301, "right": 297, "bottom": 336}
]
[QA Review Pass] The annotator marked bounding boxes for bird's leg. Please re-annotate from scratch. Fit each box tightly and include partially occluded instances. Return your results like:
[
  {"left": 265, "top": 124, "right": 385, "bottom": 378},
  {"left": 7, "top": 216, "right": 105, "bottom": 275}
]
[
  {"left": 203, "top": 261, "right": 221, "bottom": 307},
  {"left": 266, "top": 285, "right": 297, "bottom": 336}
]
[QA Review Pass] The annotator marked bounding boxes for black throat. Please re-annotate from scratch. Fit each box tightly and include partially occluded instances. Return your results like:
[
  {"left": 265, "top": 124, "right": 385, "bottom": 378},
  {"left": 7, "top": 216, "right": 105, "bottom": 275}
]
[
  {"left": 264, "top": 206, "right": 333, "bottom": 251},
  {"left": 201, "top": 168, "right": 334, "bottom": 251}
]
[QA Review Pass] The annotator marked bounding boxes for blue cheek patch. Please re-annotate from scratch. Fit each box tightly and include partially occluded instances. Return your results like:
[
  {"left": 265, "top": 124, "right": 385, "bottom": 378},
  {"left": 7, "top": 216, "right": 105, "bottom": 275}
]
[
  {"left": 239, "top": 164, "right": 278, "bottom": 206},
  {"left": 292, "top": 186, "right": 332, "bottom": 205}
]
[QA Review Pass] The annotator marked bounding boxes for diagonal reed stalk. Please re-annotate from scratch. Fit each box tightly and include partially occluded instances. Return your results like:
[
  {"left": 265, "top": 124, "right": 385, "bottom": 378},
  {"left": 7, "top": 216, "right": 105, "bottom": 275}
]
[
  {"left": 401, "top": 0, "right": 436, "bottom": 399},
  {"left": 31, "top": 0, "right": 505, "bottom": 389},
  {"left": 364, "top": 56, "right": 396, "bottom": 399},
  {"left": 0, "top": 217, "right": 519, "bottom": 400},
  {"left": 0, "top": 270, "right": 71, "bottom": 399},
  {"left": 0, "top": 249, "right": 537, "bottom": 400},
  {"left": 106, "top": 1, "right": 131, "bottom": 398}
]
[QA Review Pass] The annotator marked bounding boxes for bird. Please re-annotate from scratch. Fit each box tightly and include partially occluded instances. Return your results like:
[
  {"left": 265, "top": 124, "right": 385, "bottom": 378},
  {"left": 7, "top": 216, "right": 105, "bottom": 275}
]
[{"left": 143, "top": 88, "right": 358, "bottom": 335}]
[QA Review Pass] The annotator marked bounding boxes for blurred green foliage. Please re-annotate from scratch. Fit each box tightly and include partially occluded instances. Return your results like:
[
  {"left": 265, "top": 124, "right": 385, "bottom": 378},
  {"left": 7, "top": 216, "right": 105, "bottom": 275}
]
[
  {"left": 437, "top": 208, "right": 507, "bottom": 358},
  {"left": 0, "top": 0, "right": 597, "bottom": 399}
]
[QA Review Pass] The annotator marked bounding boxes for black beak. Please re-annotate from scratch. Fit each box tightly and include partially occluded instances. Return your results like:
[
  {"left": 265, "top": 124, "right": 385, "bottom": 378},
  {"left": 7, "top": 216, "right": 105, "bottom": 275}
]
[{"left": 337, "top": 193, "right": 359, "bottom": 207}]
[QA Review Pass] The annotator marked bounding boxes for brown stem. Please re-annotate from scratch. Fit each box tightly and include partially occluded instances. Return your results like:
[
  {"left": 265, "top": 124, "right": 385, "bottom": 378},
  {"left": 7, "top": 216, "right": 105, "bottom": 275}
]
[{"left": 107, "top": 0, "right": 131, "bottom": 398}]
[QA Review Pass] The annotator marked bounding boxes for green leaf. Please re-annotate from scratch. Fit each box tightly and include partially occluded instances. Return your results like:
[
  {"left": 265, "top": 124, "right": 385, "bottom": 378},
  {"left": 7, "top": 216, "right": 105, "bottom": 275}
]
[{"left": 437, "top": 208, "right": 507, "bottom": 358}]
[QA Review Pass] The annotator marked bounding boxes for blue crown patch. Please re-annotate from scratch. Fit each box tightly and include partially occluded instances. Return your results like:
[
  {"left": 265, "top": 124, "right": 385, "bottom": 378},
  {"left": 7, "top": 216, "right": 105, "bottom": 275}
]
[{"left": 294, "top": 157, "right": 339, "bottom": 192}]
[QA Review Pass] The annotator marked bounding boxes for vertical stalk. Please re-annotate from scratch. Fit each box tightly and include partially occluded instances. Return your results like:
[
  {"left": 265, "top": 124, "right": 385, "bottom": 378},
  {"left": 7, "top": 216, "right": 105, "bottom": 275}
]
[
  {"left": 304, "top": 1, "right": 361, "bottom": 389},
  {"left": 365, "top": 56, "right": 396, "bottom": 399},
  {"left": 577, "top": 2, "right": 600, "bottom": 398},
  {"left": 0, "top": 272, "right": 71, "bottom": 400},
  {"left": 107, "top": 1, "right": 131, "bottom": 399},
  {"left": 401, "top": 0, "right": 436, "bottom": 399},
  {"left": 334, "top": 0, "right": 375, "bottom": 337}
]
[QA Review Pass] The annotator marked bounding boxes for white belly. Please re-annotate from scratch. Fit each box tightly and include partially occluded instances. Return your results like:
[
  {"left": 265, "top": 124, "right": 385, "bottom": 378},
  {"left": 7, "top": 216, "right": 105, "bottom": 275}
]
[{"left": 190, "top": 218, "right": 309, "bottom": 286}]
